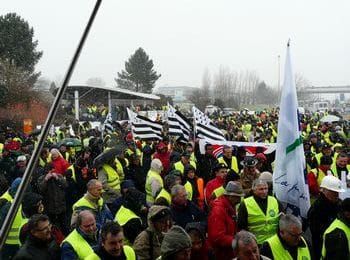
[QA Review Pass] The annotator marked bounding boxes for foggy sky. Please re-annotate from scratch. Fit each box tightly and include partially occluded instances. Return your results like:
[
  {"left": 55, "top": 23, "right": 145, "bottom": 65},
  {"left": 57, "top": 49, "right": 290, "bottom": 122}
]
[{"left": 2, "top": 0, "right": 350, "bottom": 89}]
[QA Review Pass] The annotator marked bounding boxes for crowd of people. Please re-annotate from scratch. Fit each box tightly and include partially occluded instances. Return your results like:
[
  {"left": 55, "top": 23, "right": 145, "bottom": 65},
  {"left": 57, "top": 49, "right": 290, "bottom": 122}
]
[{"left": 0, "top": 108, "right": 349, "bottom": 260}]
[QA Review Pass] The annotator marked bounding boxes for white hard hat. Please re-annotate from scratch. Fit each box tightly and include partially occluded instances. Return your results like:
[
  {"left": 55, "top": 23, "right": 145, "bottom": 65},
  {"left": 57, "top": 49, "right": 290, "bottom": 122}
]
[{"left": 320, "top": 175, "right": 345, "bottom": 193}]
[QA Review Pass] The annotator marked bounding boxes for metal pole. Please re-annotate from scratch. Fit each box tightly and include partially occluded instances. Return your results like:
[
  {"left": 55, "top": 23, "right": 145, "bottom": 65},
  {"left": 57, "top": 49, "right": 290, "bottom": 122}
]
[
  {"left": 0, "top": 0, "right": 102, "bottom": 249},
  {"left": 108, "top": 91, "right": 111, "bottom": 113},
  {"left": 75, "top": 90, "right": 80, "bottom": 120}
]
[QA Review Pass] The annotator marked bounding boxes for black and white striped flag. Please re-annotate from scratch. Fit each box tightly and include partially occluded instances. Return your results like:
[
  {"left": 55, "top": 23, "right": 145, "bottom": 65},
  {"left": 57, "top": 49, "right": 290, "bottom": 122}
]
[
  {"left": 102, "top": 113, "right": 114, "bottom": 135},
  {"left": 167, "top": 104, "right": 192, "bottom": 141},
  {"left": 192, "top": 106, "right": 226, "bottom": 142},
  {"left": 127, "top": 108, "right": 163, "bottom": 140}
]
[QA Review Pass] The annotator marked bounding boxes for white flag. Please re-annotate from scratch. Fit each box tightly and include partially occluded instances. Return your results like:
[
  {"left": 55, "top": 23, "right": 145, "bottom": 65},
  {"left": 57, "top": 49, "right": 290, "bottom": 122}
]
[{"left": 273, "top": 42, "right": 310, "bottom": 218}]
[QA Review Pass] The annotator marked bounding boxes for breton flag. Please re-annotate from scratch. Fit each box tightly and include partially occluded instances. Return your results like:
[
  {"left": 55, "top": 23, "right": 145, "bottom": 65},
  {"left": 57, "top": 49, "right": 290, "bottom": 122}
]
[
  {"left": 167, "top": 104, "right": 192, "bottom": 141},
  {"left": 192, "top": 106, "right": 226, "bottom": 142},
  {"left": 127, "top": 108, "right": 163, "bottom": 140},
  {"left": 273, "top": 42, "right": 310, "bottom": 218},
  {"left": 102, "top": 113, "right": 114, "bottom": 135}
]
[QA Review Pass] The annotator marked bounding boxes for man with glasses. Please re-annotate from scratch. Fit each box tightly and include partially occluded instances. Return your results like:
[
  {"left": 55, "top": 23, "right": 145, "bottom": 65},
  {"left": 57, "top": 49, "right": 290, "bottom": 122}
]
[
  {"left": 14, "top": 214, "right": 60, "bottom": 259},
  {"left": 260, "top": 214, "right": 311, "bottom": 260},
  {"left": 61, "top": 210, "right": 99, "bottom": 259}
]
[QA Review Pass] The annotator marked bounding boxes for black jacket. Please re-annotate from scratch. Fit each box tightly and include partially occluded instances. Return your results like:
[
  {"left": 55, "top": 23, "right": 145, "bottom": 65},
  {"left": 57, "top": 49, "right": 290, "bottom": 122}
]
[
  {"left": 194, "top": 144, "right": 217, "bottom": 184},
  {"left": 323, "top": 215, "right": 350, "bottom": 260},
  {"left": 13, "top": 235, "right": 60, "bottom": 260},
  {"left": 307, "top": 193, "right": 341, "bottom": 260}
]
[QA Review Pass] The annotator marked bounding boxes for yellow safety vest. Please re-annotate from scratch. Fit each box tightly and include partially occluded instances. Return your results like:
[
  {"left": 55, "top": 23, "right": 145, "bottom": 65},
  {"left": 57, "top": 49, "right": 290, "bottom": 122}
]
[
  {"left": 310, "top": 168, "right": 328, "bottom": 186},
  {"left": 72, "top": 196, "right": 104, "bottom": 212},
  {"left": 267, "top": 234, "right": 311, "bottom": 260},
  {"left": 0, "top": 191, "right": 26, "bottom": 245},
  {"left": 85, "top": 245, "right": 136, "bottom": 260},
  {"left": 115, "top": 205, "right": 141, "bottom": 226},
  {"left": 68, "top": 165, "right": 77, "bottom": 182},
  {"left": 245, "top": 196, "right": 279, "bottom": 244},
  {"left": 213, "top": 186, "right": 225, "bottom": 199},
  {"left": 174, "top": 161, "right": 197, "bottom": 174},
  {"left": 218, "top": 156, "right": 239, "bottom": 174},
  {"left": 0, "top": 143, "right": 3, "bottom": 154},
  {"left": 145, "top": 170, "right": 164, "bottom": 204},
  {"left": 62, "top": 229, "right": 94, "bottom": 259},
  {"left": 330, "top": 163, "right": 349, "bottom": 179},
  {"left": 322, "top": 218, "right": 350, "bottom": 259},
  {"left": 315, "top": 153, "right": 323, "bottom": 166},
  {"left": 155, "top": 188, "right": 171, "bottom": 206},
  {"left": 115, "top": 158, "right": 125, "bottom": 181},
  {"left": 102, "top": 164, "right": 121, "bottom": 191},
  {"left": 184, "top": 181, "right": 193, "bottom": 201}
]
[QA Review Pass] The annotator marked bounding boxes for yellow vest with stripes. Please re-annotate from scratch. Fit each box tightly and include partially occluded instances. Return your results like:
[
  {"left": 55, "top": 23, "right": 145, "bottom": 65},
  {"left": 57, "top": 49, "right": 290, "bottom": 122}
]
[
  {"left": 102, "top": 164, "right": 121, "bottom": 191},
  {"left": 322, "top": 218, "right": 350, "bottom": 259},
  {"left": 72, "top": 196, "right": 104, "bottom": 212},
  {"left": 62, "top": 229, "right": 94, "bottom": 259},
  {"left": 267, "top": 234, "right": 311, "bottom": 260},
  {"left": 245, "top": 196, "right": 279, "bottom": 244}
]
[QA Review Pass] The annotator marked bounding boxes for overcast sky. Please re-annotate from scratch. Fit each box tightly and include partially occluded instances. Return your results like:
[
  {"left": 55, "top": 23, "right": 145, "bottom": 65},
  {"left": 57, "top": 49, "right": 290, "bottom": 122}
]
[{"left": 2, "top": 0, "right": 350, "bottom": 89}]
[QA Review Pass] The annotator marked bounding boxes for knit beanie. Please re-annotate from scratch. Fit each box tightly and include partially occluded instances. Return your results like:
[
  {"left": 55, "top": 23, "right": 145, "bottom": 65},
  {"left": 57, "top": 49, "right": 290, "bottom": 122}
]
[{"left": 161, "top": 225, "right": 192, "bottom": 258}]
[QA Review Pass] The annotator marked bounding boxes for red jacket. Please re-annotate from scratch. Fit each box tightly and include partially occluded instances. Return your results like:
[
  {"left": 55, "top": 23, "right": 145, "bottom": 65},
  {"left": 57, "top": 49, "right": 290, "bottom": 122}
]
[
  {"left": 205, "top": 176, "right": 224, "bottom": 205},
  {"left": 153, "top": 151, "right": 170, "bottom": 175},
  {"left": 208, "top": 195, "right": 237, "bottom": 260},
  {"left": 51, "top": 156, "right": 70, "bottom": 175}
]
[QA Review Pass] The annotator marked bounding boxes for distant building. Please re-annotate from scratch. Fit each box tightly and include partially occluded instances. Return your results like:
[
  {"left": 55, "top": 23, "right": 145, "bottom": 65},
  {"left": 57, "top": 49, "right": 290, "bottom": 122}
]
[{"left": 154, "top": 86, "right": 198, "bottom": 103}]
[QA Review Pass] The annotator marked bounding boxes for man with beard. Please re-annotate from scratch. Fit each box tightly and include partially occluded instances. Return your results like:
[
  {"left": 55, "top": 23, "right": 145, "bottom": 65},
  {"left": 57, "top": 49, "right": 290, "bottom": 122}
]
[
  {"left": 86, "top": 222, "right": 136, "bottom": 260},
  {"left": 331, "top": 152, "right": 350, "bottom": 179},
  {"left": 61, "top": 210, "right": 99, "bottom": 259},
  {"left": 14, "top": 214, "right": 60, "bottom": 259}
]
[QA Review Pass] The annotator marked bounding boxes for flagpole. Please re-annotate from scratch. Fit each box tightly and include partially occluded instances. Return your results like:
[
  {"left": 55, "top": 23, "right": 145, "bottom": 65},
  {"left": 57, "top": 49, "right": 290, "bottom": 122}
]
[{"left": 0, "top": 0, "right": 102, "bottom": 249}]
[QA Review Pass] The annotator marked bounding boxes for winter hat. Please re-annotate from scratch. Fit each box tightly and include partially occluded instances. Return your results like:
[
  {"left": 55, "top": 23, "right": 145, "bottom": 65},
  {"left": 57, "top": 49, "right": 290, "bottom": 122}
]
[
  {"left": 148, "top": 205, "right": 171, "bottom": 223},
  {"left": 150, "top": 158, "right": 163, "bottom": 173},
  {"left": 161, "top": 225, "right": 192, "bottom": 258},
  {"left": 259, "top": 171, "right": 273, "bottom": 183}
]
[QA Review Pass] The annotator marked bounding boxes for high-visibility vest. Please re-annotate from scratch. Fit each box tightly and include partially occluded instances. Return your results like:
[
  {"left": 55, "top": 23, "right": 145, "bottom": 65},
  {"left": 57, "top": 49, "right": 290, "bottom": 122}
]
[
  {"left": 72, "top": 196, "right": 104, "bottom": 212},
  {"left": 174, "top": 161, "right": 197, "bottom": 174},
  {"left": 145, "top": 170, "right": 163, "bottom": 204},
  {"left": 196, "top": 178, "right": 205, "bottom": 209},
  {"left": 330, "top": 163, "right": 349, "bottom": 179},
  {"left": 322, "top": 218, "right": 350, "bottom": 259},
  {"left": 310, "top": 168, "right": 328, "bottom": 186},
  {"left": 315, "top": 153, "right": 323, "bottom": 166},
  {"left": 115, "top": 158, "right": 125, "bottom": 181},
  {"left": 102, "top": 164, "right": 121, "bottom": 191},
  {"left": 62, "top": 229, "right": 94, "bottom": 259},
  {"left": 245, "top": 196, "right": 279, "bottom": 244},
  {"left": 0, "top": 143, "right": 3, "bottom": 154},
  {"left": 213, "top": 186, "right": 225, "bottom": 199},
  {"left": 267, "top": 234, "right": 311, "bottom": 260},
  {"left": 85, "top": 245, "right": 136, "bottom": 260},
  {"left": 218, "top": 156, "right": 239, "bottom": 174},
  {"left": 184, "top": 181, "right": 193, "bottom": 201},
  {"left": 155, "top": 188, "right": 171, "bottom": 206},
  {"left": 68, "top": 165, "right": 76, "bottom": 182},
  {"left": 115, "top": 205, "right": 141, "bottom": 226},
  {"left": 0, "top": 191, "right": 26, "bottom": 245}
]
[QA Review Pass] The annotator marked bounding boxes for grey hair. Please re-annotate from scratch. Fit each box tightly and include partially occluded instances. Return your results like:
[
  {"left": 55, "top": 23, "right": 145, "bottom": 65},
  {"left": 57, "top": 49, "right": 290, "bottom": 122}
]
[
  {"left": 87, "top": 179, "right": 101, "bottom": 190},
  {"left": 232, "top": 230, "right": 257, "bottom": 251},
  {"left": 50, "top": 148, "right": 60, "bottom": 155},
  {"left": 77, "top": 210, "right": 95, "bottom": 226},
  {"left": 252, "top": 179, "right": 268, "bottom": 189},
  {"left": 170, "top": 184, "right": 186, "bottom": 197},
  {"left": 279, "top": 214, "right": 302, "bottom": 231}
]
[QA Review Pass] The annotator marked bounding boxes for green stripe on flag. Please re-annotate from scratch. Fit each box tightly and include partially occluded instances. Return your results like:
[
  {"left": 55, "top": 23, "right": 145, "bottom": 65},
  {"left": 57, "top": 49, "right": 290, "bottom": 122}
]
[{"left": 286, "top": 136, "right": 302, "bottom": 154}]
